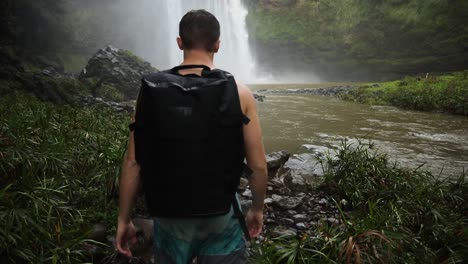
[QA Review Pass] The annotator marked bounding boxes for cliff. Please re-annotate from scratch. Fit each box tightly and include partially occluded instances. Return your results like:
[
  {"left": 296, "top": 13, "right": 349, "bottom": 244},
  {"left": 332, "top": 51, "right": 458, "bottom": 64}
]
[{"left": 246, "top": 0, "right": 468, "bottom": 81}]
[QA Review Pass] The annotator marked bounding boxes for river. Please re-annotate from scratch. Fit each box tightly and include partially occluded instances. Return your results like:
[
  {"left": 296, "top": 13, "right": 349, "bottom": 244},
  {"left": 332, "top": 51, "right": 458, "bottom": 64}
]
[{"left": 250, "top": 84, "right": 468, "bottom": 178}]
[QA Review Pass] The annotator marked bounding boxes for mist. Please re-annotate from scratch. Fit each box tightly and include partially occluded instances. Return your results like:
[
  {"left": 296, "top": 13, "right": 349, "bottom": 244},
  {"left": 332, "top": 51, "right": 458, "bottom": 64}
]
[{"left": 62, "top": 0, "right": 322, "bottom": 84}]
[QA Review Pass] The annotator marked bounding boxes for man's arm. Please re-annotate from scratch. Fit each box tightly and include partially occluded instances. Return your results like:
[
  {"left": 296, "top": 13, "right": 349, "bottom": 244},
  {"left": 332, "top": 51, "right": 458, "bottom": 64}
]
[
  {"left": 238, "top": 82, "right": 268, "bottom": 238},
  {"left": 116, "top": 130, "right": 140, "bottom": 257}
]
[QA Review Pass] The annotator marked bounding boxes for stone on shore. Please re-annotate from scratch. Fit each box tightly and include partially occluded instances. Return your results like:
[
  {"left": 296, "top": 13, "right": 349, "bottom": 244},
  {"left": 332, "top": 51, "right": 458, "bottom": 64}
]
[
  {"left": 266, "top": 151, "right": 290, "bottom": 178},
  {"left": 79, "top": 45, "right": 157, "bottom": 102}
]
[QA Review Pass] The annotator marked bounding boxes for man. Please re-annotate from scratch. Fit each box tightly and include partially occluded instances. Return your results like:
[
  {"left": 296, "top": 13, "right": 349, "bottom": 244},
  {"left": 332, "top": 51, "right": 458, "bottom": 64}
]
[{"left": 116, "top": 9, "right": 267, "bottom": 263}]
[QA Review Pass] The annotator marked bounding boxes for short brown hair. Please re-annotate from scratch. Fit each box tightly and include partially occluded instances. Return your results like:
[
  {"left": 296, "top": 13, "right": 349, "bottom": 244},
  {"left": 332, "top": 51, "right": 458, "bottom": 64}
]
[{"left": 179, "top": 10, "right": 220, "bottom": 52}]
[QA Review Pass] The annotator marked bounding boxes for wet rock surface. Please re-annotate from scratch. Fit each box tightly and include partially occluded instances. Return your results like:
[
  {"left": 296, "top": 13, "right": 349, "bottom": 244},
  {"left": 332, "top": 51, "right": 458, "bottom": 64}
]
[
  {"left": 239, "top": 148, "right": 341, "bottom": 240},
  {"left": 253, "top": 93, "right": 266, "bottom": 102},
  {"left": 79, "top": 45, "right": 157, "bottom": 102},
  {"left": 266, "top": 150, "right": 290, "bottom": 178},
  {"left": 77, "top": 95, "right": 135, "bottom": 113}
]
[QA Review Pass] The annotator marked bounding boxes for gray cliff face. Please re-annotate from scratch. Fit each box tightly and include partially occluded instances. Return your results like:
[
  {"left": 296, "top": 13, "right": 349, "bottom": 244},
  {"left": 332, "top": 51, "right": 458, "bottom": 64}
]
[{"left": 79, "top": 45, "right": 157, "bottom": 102}]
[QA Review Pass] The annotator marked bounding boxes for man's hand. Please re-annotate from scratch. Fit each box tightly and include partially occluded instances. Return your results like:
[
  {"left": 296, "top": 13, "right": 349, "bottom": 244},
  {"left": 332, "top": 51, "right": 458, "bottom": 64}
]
[
  {"left": 245, "top": 208, "right": 263, "bottom": 238},
  {"left": 116, "top": 220, "right": 137, "bottom": 257},
  {"left": 116, "top": 130, "right": 140, "bottom": 257}
]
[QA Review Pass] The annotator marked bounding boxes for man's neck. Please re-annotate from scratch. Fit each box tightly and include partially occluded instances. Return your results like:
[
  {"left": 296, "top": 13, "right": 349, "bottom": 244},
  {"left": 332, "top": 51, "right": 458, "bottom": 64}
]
[{"left": 181, "top": 49, "right": 216, "bottom": 69}]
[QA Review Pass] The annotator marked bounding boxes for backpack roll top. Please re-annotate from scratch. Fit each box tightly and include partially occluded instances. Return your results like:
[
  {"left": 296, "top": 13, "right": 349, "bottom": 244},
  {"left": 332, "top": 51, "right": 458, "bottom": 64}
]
[{"left": 133, "top": 66, "right": 246, "bottom": 217}]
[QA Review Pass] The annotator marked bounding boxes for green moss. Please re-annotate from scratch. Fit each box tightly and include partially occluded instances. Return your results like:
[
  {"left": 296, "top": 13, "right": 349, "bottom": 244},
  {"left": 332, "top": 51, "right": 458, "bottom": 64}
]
[
  {"left": 57, "top": 53, "right": 89, "bottom": 73},
  {"left": 248, "top": 0, "right": 468, "bottom": 80},
  {"left": 343, "top": 72, "right": 468, "bottom": 115},
  {"left": 96, "top": 83, "right": 124, "bottom": 102},
  {"left": 119, "top": 49, "right": 158, "bottom": 72}
]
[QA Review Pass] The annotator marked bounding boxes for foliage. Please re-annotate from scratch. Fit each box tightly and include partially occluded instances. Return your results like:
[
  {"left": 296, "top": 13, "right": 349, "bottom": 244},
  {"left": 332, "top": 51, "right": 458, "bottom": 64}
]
[
  {"left": 0, "top": 91, "right": 130, "bottom": 263},
  {"left": 342, "top": 71, "right": 468, "bottom": 115},
  {"left": 250, "top": 139, "right": 468, "bottom": 263},
  {"left": 248, "top": 0, "right": 468, "bottom": 80}
]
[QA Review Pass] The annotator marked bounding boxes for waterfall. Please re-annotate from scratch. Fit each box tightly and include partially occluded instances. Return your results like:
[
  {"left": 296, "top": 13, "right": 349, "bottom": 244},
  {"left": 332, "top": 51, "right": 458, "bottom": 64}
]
[{"left": 116, "top": 0, "right": 256, "bottom": 83}]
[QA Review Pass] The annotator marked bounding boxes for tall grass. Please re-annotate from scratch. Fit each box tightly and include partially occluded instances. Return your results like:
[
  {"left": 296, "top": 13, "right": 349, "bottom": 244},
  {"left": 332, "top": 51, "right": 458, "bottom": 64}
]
[
  {"left": 250, "top": 139, "right": 468, "bottom": 263},
  {"left": 0, "top": 91, "right": 129, "bottom": 263},
  {"left": 343, "top": 71, "right": 468, "bottom": 115}
]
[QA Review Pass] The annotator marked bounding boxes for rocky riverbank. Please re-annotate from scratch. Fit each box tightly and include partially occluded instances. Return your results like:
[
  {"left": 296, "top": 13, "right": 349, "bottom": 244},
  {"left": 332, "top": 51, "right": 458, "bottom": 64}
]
[
  {"left": 240, "top": 150, "right": 341, "bottom": 240},
  {"left": 256, "top": 85, "right": 359, "bottom": 98}
]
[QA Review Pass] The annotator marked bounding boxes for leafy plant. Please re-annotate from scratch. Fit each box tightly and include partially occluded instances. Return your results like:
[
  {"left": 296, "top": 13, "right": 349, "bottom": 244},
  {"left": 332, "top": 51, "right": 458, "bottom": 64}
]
[
  {"left": 0, "top": 91, "right": 130, "bottom": 263},
  {"left": 250, "top": 139, "right": 468, "bottom": 263}
]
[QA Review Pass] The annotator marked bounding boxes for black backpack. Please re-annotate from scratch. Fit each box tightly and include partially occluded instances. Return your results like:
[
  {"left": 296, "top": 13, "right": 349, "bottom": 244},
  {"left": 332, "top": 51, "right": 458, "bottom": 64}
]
[{"left": 130, "top": 65, "right": 249, "bottom": 219}]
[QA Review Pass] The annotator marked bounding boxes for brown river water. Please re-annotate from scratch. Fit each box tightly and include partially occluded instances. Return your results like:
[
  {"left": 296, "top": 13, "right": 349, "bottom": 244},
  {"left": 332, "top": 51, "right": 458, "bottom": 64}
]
[{"left": 250, "top": 84, "right": 468, "bottom": 178}]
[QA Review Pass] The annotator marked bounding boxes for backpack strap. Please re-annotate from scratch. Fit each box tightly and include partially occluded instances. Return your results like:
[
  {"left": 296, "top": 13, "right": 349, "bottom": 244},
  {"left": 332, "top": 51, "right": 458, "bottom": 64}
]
[{"left": 169, "top": 64, "right": 211, "bottom": 75}]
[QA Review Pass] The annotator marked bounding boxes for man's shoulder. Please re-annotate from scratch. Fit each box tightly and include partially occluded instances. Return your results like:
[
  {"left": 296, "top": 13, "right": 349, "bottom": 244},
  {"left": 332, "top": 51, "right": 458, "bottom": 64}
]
[{"left": 236, "top": 81, "right": 252, "bottom": 99}]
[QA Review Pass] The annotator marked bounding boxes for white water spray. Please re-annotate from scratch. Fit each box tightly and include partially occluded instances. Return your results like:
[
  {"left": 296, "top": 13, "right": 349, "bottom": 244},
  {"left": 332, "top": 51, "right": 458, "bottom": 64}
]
[{"left": 117, "top": 0, "right": 256, "bottom": 83}]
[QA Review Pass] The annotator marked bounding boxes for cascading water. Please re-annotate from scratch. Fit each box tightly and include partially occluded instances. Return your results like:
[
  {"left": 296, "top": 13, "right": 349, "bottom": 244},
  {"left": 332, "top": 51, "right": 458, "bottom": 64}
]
[{"left": 117, "top": 0, "right": 256, "bottom": 83}]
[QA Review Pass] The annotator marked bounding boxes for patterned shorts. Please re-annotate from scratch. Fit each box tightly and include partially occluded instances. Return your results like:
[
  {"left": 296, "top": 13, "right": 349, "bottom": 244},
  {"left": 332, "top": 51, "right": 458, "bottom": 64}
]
[{"left": 153, "top": 206, "right": 247, "bottom": 264}]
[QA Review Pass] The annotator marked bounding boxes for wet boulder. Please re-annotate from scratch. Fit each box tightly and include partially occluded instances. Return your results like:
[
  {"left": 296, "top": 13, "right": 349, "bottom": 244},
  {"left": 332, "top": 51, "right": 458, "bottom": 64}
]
[
  {"left": 253, "top": 93, "right": 266, "bottom": 102},
  {"left": 266, "top": 151, "right": 290, "bottom": 178},
  {"left": 280, "top": 153, "right": 324, "bottom": 192},
  {"left": 272, "top": 194, "right": 303, "bottom": 210},
  {"left": 79, "top": 45, "right": 157, "bottom": 102}
]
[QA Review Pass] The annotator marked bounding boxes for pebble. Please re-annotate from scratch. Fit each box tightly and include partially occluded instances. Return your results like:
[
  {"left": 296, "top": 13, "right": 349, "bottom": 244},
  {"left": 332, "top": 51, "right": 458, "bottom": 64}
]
[
  {"left": 274, "top": 196, "right": 303, "bottom": 210},
  {"left": 286, "top": 210, "right": 297, "bottom": 216},
  {"left": 296, "top": 223, "right": 307, "bottom": 230},
  {"left": 271, "top": 194, "right": 282, "bottom": 203},
  {"left": 318, "top": 198, "right": 328, "bottom": 205},
  {"left": 271, "top": 227, "right": 297, "bottom": 237},
  {"left": 283, "top": 218, "right": 295, "bottom": 225},
  {"left": 241, "top": 189, "right": 252, "bottom": 198},
  {"left": 292, "top": 214, "right": 308, "bottom": 222}
]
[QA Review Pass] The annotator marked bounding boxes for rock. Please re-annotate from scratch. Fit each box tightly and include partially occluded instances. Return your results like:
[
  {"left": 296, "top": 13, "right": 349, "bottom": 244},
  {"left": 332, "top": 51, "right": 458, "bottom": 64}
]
[
  {"left": 239, "top": 177, "right": 249, "bottom": 189},
  {"left": 327, "top": 217, "right": 339, "bottom": 225},
  {"left": 292, "top": 214, "right": 308, "bottom": 222},
  {"left": 271, "top": 194, "right": 283, "bottom": 204},
  {"left": 264, "top": 198, "right": 273, "bottom": 204},
  {"left": 286, "top": 210, "right": 297, "bottom": 216},
  {"left": 260, "top": 86, "right": 355, "bottom": 97},
  {"left": 270, "top": 227, "right": 297, "bottom": 237},
  {"left": 318, "top": 198, "right": 329, "bottom": 205},
  {"left": 309, "top": 221, "right": 318, "bottom": 226},
  {"left": 296, "top": 223, "right": 307, "bottom": 230},
  {"left": 133, "top": 217, "right": 154, "bottom": 243},
  {"left": 273, "top": 196, "right": 303, "bottom": 210},
  {"left": 240, "top": 198, "right": 252, "bottom": 214},
  {"left": 283, "top": 153, "right": 322, "bottom": 177},
  {"left": 241, "top": 189, "right": 252, "bottom": 198},
  {"left": 278, "top": 187, "right": 292, "bottom": 196},
  {"left": 33, "top": 55, "right": 65, "bottom": 73},
  {"left": 300, "top": 144, "right": 330, "bottom": 158},
  {"left": 88, "top": 223, "right": 107, "bottom": 243},
  {"left": 283, "top": 218, "right": 295, "bottom": 225},
  {"left": 280, "top": 153, "right": 324, "bottom": 191},
  {"left": 268, "top": 178, "right": 284, "bottom": 189},
  {"left": 128, "top": 217, "right": 156, "bottom": 262},
  {"left": 253, "top": 93, "right": 266, "bottom": 102},
  {"left": 77, "top": 95, "right": 134, "bottom": 113},
  {"left": 266, "top": 151, "right": 290, "bottom": 178},
  {"left": 107, "top": 235, "right": 116, "bottom": 247},
  {"left": 283, "top": 171, "right": 308, "bottom": 192},
  {"left": 79, "top": 45, "right": 157, "bottom": 102}
]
